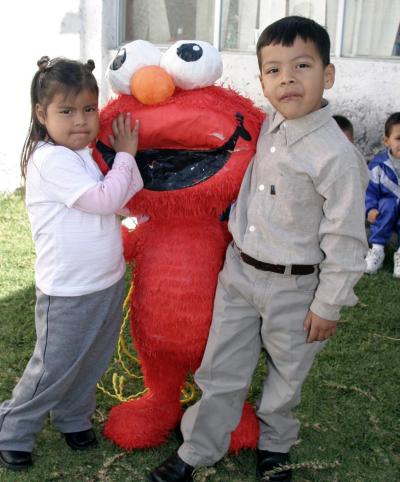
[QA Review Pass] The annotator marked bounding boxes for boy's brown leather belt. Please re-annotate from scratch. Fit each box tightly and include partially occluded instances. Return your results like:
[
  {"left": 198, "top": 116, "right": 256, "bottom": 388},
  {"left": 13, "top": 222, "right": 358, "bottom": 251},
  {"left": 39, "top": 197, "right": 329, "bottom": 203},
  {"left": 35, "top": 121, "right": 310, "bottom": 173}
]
[{"left": 235, "top": 245, "right": 315, "bottom": 275}]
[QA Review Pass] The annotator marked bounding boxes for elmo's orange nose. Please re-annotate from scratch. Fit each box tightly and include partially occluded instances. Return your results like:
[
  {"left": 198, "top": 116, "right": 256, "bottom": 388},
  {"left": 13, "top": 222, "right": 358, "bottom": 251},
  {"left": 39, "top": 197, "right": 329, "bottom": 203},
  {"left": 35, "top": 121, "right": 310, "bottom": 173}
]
[{"left": 131, "top": 66, "right": 175, "bottom": 105}]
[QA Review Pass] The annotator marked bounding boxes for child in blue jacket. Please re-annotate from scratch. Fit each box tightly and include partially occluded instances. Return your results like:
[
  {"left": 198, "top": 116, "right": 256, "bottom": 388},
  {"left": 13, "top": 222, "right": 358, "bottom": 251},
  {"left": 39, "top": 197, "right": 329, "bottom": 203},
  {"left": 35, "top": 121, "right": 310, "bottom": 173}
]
[{"left": 365, "top": 112, "right": 400, "bottom": 276}]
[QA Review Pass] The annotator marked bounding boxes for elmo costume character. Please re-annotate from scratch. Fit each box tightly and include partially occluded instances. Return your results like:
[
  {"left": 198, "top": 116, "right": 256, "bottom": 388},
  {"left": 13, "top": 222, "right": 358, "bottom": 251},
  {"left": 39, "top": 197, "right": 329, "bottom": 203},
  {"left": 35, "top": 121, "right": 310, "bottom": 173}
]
[{"left": 93, "top": 39, "right": 265, "bottom": 451}]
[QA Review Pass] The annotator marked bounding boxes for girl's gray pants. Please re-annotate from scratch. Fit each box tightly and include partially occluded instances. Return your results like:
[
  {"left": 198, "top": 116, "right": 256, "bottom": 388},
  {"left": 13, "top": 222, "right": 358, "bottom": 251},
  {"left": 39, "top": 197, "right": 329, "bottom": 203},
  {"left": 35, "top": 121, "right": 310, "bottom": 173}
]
[{"left": 0, "top": 276, "right": 124, "bottom": 451}]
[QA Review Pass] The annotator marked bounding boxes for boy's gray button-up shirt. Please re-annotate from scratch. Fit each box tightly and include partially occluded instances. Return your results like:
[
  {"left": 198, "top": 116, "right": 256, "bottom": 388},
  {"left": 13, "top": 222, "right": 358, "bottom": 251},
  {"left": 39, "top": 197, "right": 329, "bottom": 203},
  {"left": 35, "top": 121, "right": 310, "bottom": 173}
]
[{"left": 229, "top": 101, "right": 369, "bottom": 321}]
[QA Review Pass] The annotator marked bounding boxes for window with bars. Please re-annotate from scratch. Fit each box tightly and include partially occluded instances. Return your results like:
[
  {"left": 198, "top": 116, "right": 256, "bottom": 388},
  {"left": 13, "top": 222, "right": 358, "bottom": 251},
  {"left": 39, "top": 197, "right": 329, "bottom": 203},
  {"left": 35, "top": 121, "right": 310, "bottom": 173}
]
[{"left": 120, "top": 0, "right": 400, "bottom": 58}]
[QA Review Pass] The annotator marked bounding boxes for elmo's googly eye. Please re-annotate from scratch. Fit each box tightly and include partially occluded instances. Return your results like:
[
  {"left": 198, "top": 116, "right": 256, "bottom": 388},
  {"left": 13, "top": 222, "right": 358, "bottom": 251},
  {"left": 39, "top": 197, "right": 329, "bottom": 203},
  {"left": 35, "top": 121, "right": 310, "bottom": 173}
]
[
  {"left": 176, "top": 43, "right": 203, "bottom": 62},
  {"left": 106, "top": 40, "right": 162, "bottom": 95},
  {"left": 161, "top": 40, "right": 222, "bottom": 90}
]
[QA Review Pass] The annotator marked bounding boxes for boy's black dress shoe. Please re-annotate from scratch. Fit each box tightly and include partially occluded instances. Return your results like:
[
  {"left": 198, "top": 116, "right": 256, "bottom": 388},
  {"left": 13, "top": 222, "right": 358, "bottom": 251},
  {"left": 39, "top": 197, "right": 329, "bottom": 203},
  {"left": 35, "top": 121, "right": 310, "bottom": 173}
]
[
  {"left": 63, "top": 429, "right": 98, "bottom": 451},
  {"left": 0, "top": 450, "right": 33, "bottom": 470},
  {"left": 256, "top": 449, "right": 292, "bottom": 481},
  {"left": 148, "top": 453, "right": 194, "bottom": 482}
]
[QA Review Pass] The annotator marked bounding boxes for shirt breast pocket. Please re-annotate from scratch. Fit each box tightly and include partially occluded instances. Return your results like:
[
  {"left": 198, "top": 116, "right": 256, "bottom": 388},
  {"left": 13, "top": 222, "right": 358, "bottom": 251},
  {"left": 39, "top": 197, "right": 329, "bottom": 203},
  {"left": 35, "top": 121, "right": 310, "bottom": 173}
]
[{"left": 272, "top": 175, "right": 320, "bottom": 234}]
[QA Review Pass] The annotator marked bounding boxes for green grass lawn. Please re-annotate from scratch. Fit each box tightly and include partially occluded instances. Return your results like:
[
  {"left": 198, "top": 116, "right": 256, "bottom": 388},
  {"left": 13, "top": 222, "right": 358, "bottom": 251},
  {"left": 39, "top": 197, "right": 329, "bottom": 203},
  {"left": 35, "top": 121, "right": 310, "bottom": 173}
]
[{"left": 0, "top": 191, "right": 399, "bottom": 481}]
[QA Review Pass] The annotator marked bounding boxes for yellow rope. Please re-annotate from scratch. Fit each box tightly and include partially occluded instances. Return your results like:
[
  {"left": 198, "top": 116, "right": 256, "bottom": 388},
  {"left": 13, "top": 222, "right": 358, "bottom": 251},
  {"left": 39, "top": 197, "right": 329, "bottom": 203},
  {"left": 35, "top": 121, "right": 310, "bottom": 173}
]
[
  {"left": 115, "top": 285, "right": 143, "bottom": 377},
  {"left": 97, "top": 279, "right": 147, "bottom": 401},
  {"left": 97, "top": 272, "right": 198, "bottom": 404},
  {"left": 180, "top": 381, "right": 196, "bottom": 404}
]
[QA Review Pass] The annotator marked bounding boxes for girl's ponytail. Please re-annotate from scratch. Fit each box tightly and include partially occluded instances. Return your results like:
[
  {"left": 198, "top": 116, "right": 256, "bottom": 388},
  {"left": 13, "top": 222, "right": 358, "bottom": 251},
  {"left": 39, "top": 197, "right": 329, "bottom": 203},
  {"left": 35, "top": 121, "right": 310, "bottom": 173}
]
[
  {"left": 37, "top": 56, "right": 50, "bottom": 71},
  {"left": 20, "top": 56, "right": 51, "bottom": 183},
  {"left": 85, "top": 59, "right": 95, "bottom": 72}
]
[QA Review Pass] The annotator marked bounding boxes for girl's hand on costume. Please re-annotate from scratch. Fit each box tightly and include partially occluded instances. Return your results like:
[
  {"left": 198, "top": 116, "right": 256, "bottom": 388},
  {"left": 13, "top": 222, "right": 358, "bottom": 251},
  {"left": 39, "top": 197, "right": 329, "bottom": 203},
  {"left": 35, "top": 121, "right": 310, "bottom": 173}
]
[
  {"left": 109, "top": 113, "right": 139, "bottom": 157},
  {"left": 367, "top": 209, "right": 379, "bottom": 224},
  {"left": 303, "top": 310, "right": 337, "bottom": 343}
]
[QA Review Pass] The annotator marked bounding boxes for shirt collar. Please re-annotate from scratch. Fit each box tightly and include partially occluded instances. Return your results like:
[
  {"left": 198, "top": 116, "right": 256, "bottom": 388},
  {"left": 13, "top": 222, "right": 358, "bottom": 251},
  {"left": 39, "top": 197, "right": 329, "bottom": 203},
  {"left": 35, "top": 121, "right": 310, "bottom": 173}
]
[{"left": 267, "top": 99, "right": 332, "bottom": 146}]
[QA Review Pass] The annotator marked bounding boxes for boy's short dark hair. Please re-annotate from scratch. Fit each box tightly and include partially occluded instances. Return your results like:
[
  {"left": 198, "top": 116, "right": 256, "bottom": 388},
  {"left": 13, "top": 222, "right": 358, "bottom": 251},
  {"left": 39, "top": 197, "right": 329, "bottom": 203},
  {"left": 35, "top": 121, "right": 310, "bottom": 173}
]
[
  {"left": 333, "top": 115, "right": 353, "bottom": 134},
  {"left": 385, "top": 112, "right": 400, "bottom": 137},
  {"left": 256, "top": 16, "right": 331, "bottom": 71}
]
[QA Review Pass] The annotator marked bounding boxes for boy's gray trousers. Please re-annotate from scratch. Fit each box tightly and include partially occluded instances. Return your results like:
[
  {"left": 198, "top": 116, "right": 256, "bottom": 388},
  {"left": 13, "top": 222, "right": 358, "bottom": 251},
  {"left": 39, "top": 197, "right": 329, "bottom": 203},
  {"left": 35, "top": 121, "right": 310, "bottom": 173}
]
[
  {"left": 0, "top": 277, "right": 124, "bottom": 452},
  {"left": 178, "top": 243, "right": 326, "bottom": 467}
]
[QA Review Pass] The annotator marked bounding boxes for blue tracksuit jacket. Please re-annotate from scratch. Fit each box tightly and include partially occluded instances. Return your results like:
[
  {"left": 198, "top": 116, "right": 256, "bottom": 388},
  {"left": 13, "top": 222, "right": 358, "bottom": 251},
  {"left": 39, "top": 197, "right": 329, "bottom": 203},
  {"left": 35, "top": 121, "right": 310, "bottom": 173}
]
[{"left": 366, "top": 149, "right": 400, "bottom": 244}]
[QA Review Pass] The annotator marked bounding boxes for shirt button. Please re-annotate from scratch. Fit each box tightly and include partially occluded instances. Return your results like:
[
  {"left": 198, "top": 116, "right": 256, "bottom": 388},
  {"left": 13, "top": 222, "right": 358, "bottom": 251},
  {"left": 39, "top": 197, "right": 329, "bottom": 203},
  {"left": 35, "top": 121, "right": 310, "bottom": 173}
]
[
  {"left": 270, "top": 146, "right": 276, "bottom": 153},
  {"left": 259, "top": 184, "right": 265, "bottom": 191},
  {"left": 249, "top": 225, "right": 255, "bottom": 232}
]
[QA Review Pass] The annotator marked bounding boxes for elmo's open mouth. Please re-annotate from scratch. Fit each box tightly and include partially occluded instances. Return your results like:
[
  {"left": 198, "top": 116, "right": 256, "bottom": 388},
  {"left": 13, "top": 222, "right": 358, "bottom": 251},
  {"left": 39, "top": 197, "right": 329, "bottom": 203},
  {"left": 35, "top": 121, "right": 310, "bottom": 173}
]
[{"left": 96, "top": 113, "right": 250, "bottom": 191}]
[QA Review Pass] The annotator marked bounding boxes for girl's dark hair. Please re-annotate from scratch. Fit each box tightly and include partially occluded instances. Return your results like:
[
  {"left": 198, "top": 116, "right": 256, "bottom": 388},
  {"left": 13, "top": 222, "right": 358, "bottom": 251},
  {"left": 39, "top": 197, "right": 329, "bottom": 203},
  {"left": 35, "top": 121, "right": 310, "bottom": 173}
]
[
  {"left": 20, "top": 56, "right": 99, "bottom": 182},
  {"left": 256, "top": 16, "right": 331, "bottom": 71},
  {"left": 385, "top": 112, "right": 400, "bottom": 137}
]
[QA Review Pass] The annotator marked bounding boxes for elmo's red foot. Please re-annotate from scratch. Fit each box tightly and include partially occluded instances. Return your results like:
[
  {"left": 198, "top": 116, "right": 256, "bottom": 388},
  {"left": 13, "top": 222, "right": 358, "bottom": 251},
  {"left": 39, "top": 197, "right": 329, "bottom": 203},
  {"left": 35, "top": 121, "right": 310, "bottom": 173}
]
[
  {"left": 103, "top": 394, "right": 182, "bottom": 449},
  {"left": 229, "top": 402, "right": 259, "bottom": 454}
]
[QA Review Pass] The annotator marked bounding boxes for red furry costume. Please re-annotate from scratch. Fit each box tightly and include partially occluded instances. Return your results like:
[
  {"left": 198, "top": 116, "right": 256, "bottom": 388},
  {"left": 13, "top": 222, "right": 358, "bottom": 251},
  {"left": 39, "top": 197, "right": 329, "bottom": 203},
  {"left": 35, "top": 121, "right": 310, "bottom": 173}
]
[{"left": 93, "top": 40, "right": 265, "bottom": 451}]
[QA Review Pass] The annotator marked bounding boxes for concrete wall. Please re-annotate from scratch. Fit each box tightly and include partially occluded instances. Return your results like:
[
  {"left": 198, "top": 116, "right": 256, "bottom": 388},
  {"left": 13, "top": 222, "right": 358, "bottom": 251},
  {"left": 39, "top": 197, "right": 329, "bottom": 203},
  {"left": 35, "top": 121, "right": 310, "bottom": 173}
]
[{"left": 0, "top": 0, "right": 399, "bottom": 192}]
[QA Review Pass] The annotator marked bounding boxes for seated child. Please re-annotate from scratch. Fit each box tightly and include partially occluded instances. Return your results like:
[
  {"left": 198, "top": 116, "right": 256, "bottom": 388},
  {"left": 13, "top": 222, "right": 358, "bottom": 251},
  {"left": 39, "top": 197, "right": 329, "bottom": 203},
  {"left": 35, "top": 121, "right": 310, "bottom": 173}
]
[
  {"left": 333, "top": 114, "right": 354, "bottom": 143},
  {"left": 365, "top": 112, "right": 400, "bottom": 277}
]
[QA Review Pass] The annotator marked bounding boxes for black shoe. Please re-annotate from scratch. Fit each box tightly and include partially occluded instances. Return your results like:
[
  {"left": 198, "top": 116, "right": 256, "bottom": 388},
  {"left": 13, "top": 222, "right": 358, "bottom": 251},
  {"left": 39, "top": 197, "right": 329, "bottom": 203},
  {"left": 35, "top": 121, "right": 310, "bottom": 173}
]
[
  {"left": 256, "top": 449, "right": 292, "bottom": 481},
  {"left": 148, "top": 453, "right": 194, "bottom": 482},
  {"left": 63, "top": 429, "right": 98, "bottom": 451},
  {"left": 0, "top": 450, "right": 33, "bottom": 470}
]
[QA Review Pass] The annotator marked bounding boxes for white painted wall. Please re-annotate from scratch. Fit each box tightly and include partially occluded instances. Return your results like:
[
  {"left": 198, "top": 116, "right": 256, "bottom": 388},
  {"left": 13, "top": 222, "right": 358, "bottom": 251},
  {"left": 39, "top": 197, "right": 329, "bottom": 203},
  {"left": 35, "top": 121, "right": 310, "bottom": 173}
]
[
  {"left": 0, "top": 1, "right": 81, "bottom": 192},
  {"left": 0, "top": 0, "right": 114, "bottom": 192},
  {"left": 0, "top": 1, "right": 399, "bottom": 192}
]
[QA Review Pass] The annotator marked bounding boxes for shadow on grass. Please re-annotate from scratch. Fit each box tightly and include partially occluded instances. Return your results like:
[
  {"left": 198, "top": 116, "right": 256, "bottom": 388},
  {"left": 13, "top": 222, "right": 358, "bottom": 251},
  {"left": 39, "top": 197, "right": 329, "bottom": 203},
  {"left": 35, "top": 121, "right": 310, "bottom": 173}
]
[{"left": 0, "top": 285, "right": 37, "bottom": 396}]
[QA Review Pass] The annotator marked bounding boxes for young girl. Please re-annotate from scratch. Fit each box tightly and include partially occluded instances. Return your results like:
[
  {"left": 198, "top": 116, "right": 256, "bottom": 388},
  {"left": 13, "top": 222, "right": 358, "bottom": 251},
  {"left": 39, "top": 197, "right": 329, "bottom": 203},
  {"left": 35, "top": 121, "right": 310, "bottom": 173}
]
[{"left": 0, "top": 56, "right": 143, "bottom": 471}]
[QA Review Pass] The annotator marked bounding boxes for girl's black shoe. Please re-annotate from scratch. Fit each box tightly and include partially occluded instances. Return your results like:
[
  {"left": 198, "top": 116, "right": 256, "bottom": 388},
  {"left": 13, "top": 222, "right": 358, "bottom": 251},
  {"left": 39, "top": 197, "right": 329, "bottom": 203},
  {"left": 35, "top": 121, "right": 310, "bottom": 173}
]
[
  {"left": 63, "top": 428, "right": 98, "bottom": 450},
  {"left": 0, "top": 450, "right": 33, "bottom": 470}
]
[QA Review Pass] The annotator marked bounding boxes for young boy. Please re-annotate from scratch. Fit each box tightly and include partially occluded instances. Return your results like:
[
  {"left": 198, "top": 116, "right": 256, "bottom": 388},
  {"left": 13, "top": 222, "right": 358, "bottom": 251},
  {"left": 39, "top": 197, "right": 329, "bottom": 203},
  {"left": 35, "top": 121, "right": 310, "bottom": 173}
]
[
  {"left": 365, "top": 112, "right": 400, "bottom": 277},
  {"left": 149, "top": 16, "right": 368, "bottom": 482},
  {"left": 333, "top": 114, "right": 354, "bottom": 143}
]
